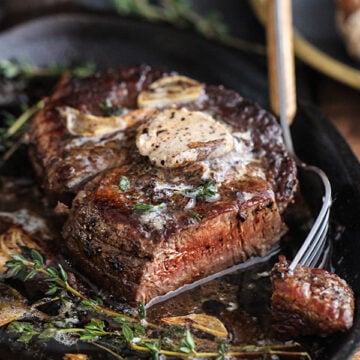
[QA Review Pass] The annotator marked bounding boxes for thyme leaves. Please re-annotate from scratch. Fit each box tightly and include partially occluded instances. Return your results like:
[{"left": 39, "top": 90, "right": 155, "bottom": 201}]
[
  {"left": 137, "top": 302, "right": 147, "bottom": 320},
  {"left": 0, "top": 100, "right": 45, "bottom": 159},
  {"left": 119, "top": 176, "right": 130, "bottom": 191},
  {"left": 0, "top": 60, "right": 95, "bottom": 80},
  {"left": 2, "top": 249, "right": 311, "bottom": 359},
  {"left": 99, "top": 98, "right": 124, "bottom": 117},
  {"left": 7, "top": 321, "right": 39, "bottom": 343},
  {"left": 178, "top": 329, "right": 196, "bottom": 354},
  {"left": 181, "top": 180, "right": 218, "bottom": 201},
  {"left": 134, "top": 202, "right": 166, "bottom": 213},
  {"left": 112, "top": 0, "right": 265, "bottom": 55},
  {"left": 0, "top": 61, "right": 95, "bottom": 156}
]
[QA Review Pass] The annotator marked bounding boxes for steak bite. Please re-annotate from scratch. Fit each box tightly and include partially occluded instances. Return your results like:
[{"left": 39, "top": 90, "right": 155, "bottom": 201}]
[{"left": 271, "top": 256, "right": 355, "bottom": 338}]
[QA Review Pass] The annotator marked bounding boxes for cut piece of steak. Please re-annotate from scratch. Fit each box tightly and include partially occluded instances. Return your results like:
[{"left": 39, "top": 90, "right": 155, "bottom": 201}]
[
  {"left": 271, "top": 256, "right": 354, "bottom": 338},
  {"left": 64, "top": 164, "right": 287, "bottom": 304}
]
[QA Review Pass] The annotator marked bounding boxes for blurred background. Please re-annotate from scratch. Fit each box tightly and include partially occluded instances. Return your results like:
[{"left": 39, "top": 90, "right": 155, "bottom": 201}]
[{"left": 0, "top": 0, "right": 359, "bottom": 159}]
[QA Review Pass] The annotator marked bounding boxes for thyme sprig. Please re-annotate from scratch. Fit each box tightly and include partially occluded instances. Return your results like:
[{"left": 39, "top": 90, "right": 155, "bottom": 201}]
[
  {"left": 99, "top": 98, "right": 124, "bottom": 117},
  {"left": 112, "top": 0, "right": 265, "bottom": 55},
  {"left": 0, "top": 100, "right": 45, "bottom": 159},
  {"left": 180, "top": 180, "right": 218, "bottom": 201},
  {"left": 0, "top": 61, "right": 95, "bottom": 156},
  {"left": 134, "top": 202, "right": 166, "bottom": 213},
  {"left": 2, "top": 99, "right": 45, "bottom": 139},
  {"left": 3, "top": 249, "right": 311, "bottom": 359},
  {"left": 0, "top": 60, "right": 95, "bottom": 80}
]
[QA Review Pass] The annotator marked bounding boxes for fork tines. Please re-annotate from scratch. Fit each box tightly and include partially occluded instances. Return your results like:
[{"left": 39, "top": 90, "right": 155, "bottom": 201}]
[{"left": 289, "top": 166, "right": 332, "bottom": 271}]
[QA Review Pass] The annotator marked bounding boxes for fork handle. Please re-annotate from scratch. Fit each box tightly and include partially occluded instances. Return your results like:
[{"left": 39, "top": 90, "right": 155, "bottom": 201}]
[{"left": 267, "top": 0, "right": 297, "bottom": 124}]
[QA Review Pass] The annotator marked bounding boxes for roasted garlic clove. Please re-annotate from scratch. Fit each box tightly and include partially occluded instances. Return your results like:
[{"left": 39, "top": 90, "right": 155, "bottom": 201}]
[
  {"left": 0, "top": 283, "right": 29, "bottom": 326},
  {"left": 137, "top": 75, "right": 204, "bottom": 108},
  {"left": 63, "top": 355, "right": 88, "bottom": 360},
  {"left": 0, "top": 226, "right": 42, "bottom": 273},
  {"left": 161, "top": 313, "right": 228, "bottom": 337},
  {"left": 60, "top": 107, "right": 156, "bottom": 137}
]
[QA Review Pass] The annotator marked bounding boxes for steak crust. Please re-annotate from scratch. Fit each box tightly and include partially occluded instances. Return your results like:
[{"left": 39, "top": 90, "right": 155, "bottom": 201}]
[
  {"left": 28, "top": 66, "right": 169, "bottom": 200},
  {"left": 271, "top": 256, "right": 354, "bottom": 337}
]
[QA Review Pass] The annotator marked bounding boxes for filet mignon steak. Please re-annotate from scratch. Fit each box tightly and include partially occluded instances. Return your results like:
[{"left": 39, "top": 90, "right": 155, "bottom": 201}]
[{"left": 29, "top": 66, "right": 298, "bottom": 304}]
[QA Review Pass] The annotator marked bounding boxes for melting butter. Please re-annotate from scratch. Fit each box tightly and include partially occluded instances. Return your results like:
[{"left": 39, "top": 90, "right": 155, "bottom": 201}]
[{"left": 136, "top": 108, "right": 234, "bottom": 168}]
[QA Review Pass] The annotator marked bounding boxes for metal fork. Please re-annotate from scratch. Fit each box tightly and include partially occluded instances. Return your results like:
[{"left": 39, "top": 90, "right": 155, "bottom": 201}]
[{"left": 267, "top": 0, "right": 332, "bottom": 270}]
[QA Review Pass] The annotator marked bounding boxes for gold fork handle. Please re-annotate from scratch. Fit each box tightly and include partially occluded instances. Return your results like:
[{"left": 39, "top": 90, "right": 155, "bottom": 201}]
[{"left": 266, "top": 0, "right": 297, "bottom": 124}]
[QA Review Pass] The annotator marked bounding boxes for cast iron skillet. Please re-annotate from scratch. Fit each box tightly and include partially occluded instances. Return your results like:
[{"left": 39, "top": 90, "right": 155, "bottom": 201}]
[{"left": 0, "top": 13, "right": 359, "bottom": 360}]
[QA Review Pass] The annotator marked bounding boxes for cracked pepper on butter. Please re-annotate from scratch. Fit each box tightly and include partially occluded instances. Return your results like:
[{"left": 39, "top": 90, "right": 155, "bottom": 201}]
[{"left": 136, "top": 107, "right": 234, "bottom": 168}]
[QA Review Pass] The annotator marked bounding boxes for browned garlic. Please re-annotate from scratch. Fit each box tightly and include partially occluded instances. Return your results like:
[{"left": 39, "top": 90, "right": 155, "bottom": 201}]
[{"left": 137, "top": 75, "right": 204, "bottom": 108}]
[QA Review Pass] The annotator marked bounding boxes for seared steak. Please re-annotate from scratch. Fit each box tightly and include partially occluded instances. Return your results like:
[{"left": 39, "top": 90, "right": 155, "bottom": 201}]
[
  {"left": 28, "top": 65, "right": 298, "bottom": 304},
  {"left": 271, "top": 256, "right": 354, "bottom": 337},
  {"left": 64, "top": 164, "right": 287, "bottom": 304}
]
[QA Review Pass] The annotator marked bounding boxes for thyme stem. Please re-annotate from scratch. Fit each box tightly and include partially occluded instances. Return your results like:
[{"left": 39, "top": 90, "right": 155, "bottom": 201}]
[
  {"left": 112, "top": 0, "right": 266, "bottom": 55},
  {"left": 93, "top": 341, "right": 126, "bottom": 360},
  {"left": 4, "top": 250, "right": 311, "bottom": 359},
  {"left": 131, "top": 343, "right": 310, "bottom": 358},
  {"left": 5, "top": 99, "right": 45, "bottom": 138},
  {"left": 35, "top": 264, "right": 157, "bottom": 326}
]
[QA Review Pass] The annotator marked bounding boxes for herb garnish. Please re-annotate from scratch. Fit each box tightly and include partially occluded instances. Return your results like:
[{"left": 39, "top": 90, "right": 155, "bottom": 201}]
[
  {"left": 0, "top": 60, "right": 95, "bottom": 79},
  {"left": 178, "top": 329, "right": 196, "bottom": 354},
  {"left": 112, "top": 0, "right": 265, "bottom": 55},
  {"left": 2, "top": 248, "right": 311, "bottom": 359},
  {"left": 7, "top": 322, "right": 39, "bottom": 343},
  {"left": 134, "top": 202, "right": 166, "bottom": 213},
  {"left": 181, "top": 180, "right": 218, "bottom": 201},
  {"left": 119, "top": 176, "right": 130, "bottom": 191},
  {"left": 137, "top": 302, "right": 147, "bottom": 320},
  {"left": 188, "top": 210, "right": 203, "bottom": 222},
  {"left": 3, "top": 100, "right": 44, "bottom": 139},
  {"left": 0, "top": 61, "right": 95, "bottom": 156},
  {"left": 99, "top": 98, "right": 124, "bottom": 117},
  {"left": 1, "top": 100, "right": 45, "bottom": 159}
]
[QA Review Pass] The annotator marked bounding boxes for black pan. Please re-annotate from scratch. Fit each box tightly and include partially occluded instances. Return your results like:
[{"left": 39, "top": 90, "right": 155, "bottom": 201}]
[{"left": 0, "top": 12, "right": 359, "bottom": 360}]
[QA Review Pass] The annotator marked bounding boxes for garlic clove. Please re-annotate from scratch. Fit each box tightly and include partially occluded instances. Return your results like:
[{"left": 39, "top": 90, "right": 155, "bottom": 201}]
[
  {"left": 60, "top": 106, "right": 156, "bottom": 137},
  {"left": 137, "top": 75, "right": 204, "bottom": 108}
]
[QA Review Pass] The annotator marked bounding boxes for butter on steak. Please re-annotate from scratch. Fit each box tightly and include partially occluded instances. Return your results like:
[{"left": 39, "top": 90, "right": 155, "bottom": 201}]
[{"left": 136, "top": 108, "right": 234, "bottom": 168}]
